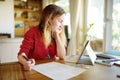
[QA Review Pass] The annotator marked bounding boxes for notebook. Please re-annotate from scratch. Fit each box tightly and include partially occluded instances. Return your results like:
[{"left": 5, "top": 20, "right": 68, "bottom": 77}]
[
  {"left": 95, "top": 52, "right": 120, "bottom": 66},
  {"left": 65, "top": 40, "right": 97, "bottom": 65},
  {"left": 96, "top": 52, "right": 117, "bottom": 59}
]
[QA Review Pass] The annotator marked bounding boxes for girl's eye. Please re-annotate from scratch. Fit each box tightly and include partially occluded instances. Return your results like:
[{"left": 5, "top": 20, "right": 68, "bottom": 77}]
[{"left": 58, "top": 20, "right": 63, "bottom": 23}]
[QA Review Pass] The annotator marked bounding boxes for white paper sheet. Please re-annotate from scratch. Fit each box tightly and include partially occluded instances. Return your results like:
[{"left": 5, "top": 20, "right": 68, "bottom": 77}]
[{"left": 32, "top": 62, "right": 85, "bottom": 80}]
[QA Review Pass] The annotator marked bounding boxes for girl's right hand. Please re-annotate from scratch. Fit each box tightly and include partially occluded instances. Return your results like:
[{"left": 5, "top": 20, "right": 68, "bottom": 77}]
[{"left": 23, "top": 59, "right": 35, "bottom": 71}]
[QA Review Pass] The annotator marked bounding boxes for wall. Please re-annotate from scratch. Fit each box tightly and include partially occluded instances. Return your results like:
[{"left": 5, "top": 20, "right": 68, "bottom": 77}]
[
  {"left": 0, "top": 0, "right": 14, "bottom": 38},
  {"left": 0, "top": 38, "right": 23, "bottom": 63}
]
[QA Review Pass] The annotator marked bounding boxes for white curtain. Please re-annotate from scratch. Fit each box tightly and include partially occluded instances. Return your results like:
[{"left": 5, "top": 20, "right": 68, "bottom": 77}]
[{"left": 67, "top": 0, "right": 87, "bottom": 55}]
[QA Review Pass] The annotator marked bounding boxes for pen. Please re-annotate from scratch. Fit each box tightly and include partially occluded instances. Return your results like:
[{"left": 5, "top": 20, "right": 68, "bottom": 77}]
[
  {"left": 22, "top": 55, "right": 29, "bottom": 61},
  {"left": 117, "top": 74, "right": 120, "bottom": 78}
]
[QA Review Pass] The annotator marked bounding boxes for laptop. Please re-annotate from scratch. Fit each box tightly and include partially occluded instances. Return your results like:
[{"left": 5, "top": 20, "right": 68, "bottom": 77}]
[{"left": 65, "top": 40, "right": 97, "bottom": 65}]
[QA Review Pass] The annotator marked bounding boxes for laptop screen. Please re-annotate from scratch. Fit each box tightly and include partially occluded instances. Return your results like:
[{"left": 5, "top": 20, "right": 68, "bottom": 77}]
[
  {"left": 76, "top": 40, "right": 97, "bottom": 65},
  {"left": 77, "top": 40, "right": 89, "bottom": 61}
]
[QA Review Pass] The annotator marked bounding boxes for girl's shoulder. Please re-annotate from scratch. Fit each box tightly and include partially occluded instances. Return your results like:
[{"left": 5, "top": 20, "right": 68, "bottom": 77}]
[
  {"left": 25, "top": 26, "right": 39, "bottom": 35},
  {"left": 24, "top": 26, "right": 39, "bottom": 36},
  {"left": 29, "top": 26, "right": 39, "bottom": 32}
]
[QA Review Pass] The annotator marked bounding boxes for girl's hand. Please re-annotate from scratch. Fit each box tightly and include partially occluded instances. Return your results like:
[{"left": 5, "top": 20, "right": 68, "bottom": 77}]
[{"left": 23, "top": 59, "right": 35, "bottom": 71}]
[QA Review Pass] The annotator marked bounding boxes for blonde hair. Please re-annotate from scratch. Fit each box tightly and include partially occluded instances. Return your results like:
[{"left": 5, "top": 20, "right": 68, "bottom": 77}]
[{"left": 38, "top": 4, "right": 66, "bottom": 47}]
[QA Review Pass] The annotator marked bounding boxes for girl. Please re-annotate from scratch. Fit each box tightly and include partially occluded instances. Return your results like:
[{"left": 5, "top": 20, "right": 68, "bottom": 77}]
[{"left": 17, "top": 4, "right": 66, "bottom": 70}]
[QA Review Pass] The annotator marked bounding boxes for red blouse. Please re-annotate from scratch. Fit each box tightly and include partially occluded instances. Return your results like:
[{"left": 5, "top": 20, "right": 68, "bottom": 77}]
[{"left": 18, "top": 26, "right": 56, "bottom": 60}]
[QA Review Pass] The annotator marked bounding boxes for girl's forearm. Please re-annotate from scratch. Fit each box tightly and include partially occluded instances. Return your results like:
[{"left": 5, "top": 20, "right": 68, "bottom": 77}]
[{"left": 54, "top": 33, "right": 66, "bottom": 59}]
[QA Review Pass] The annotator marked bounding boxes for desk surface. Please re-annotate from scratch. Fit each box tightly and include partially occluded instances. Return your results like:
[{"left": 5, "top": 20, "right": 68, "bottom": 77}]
[{"left": 0, "top": 59, "right": 120, "bottom": 80}]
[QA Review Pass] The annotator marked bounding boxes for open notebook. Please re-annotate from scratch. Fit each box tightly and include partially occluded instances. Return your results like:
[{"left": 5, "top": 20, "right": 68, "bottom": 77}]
[{"left": 65, "top": 40, "right": 97, "bottom": 65}]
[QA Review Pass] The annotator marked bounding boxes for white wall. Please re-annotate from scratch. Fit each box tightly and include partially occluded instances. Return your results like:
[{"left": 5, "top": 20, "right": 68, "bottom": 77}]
[
  {"left": 0, "top": 0, "right": 14, "bottom": 38},
  {"left": 0, "top": 38, "right": 23, "bottom": 63}
]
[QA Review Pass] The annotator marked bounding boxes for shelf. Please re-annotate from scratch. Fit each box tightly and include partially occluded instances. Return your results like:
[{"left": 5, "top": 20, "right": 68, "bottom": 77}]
[
  {"left": 15, "top": 17, "right": 27, "bottom": 21},
  {"left": 14, "top": 8, "right": 27, "bottom": 11},
  {"left": 15, "top": 27, "right": 24, "bottom": 37},
  {"left": 15, "top": 8, "right": 40, "bottom": 12},
  {"left": 14, "top": 0, "right": 42, "bottom": 37}
]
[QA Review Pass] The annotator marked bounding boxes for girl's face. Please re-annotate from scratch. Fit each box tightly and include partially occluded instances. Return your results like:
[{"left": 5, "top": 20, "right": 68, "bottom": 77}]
[{"left": 50, "top": 14, "right": 66, "bottom": 34}]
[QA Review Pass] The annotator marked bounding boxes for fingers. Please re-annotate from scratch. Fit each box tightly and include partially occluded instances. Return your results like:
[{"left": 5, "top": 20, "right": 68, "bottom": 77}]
[
  {"left": 23, "top": 61, "right": 31, "bottom": 71},
  {"left": 30, "top": 59, "right": 35, "bottom": 65},
  {"left": 23, "top": 59, "right": 35, "bottom": 71}
]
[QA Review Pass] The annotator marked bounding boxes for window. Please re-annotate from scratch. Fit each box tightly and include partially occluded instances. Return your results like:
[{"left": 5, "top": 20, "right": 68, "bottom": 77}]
[
  {"left": 112, "top": 0, "right": 120, "bottom": 51},
  {"left": 86, "top": 0, "right": 104, "bottom": 52},
  {"left": 87, "top": 0, "right": 104, "bottom": 40},
  {"left": 87, "top": 0, "right": 120, "bottom": 52}
]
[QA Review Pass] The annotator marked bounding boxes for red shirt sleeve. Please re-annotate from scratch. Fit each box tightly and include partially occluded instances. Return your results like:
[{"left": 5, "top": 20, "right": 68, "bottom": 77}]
[{"left": 18, "top": 27, "right": 35, "bottom": 56}]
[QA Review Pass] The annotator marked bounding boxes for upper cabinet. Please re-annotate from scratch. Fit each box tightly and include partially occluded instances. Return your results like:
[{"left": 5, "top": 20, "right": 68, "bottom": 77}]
[{"left": 14, "top": 0, "right": 42, "bottom": 37}]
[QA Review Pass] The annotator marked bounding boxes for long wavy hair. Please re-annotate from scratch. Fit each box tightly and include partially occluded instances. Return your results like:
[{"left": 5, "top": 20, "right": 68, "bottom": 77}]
[{"left": 38, "top": 4, "right": 66, "bottom": 47}]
